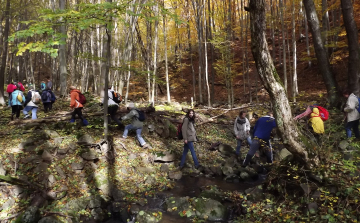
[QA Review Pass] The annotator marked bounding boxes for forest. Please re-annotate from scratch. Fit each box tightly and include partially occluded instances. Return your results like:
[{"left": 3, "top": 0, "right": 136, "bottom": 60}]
[{"left": 0, "top": 0, "right": 359, "bottom": 222}]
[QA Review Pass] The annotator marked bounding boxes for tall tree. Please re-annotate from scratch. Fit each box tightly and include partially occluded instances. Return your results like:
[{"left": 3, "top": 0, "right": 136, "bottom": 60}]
[
  {"left": 246, "top": 0, "right": 315, "bottom": 164},
  {"left": 0, "top": 0, "right": 10, "bottom": 105},
  {"left": 303, "top": 0, "right": 339, "bottom": 107},
  {"left": 163, "top": 2, "right": 170, "bottom": 103},
  {"left": 59, "top": 0, "right": 68, "bottom": 96},
  {"left": 341, "top": 0, "right": 359, "bottom": 96}
]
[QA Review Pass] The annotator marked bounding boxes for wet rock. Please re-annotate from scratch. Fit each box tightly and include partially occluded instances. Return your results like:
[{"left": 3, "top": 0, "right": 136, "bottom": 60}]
[
  {"left": 42, "top": 141, "right": 56, "bottom": 151},
  {"left": 218, "top": 144, "right": 234, "bottom": 156},
  {"left": 277, "top": 148, "right": 293, "bottom": 161},
  {"left": 160, "top": 164, "right": 169, "bottom": 172},
  {"left": 308, "top": 202, "right": 318, "bottom": 214},
  {"left": 130, "top": 204, "right": 141, "bottom": 215},
  {"left": 221, "top": 166, "right": 233, "bottom": 176},
  {"left": 168, "top": 171, "right": 182, "bottom": 180},
  {"left": 43, "top": 130, "right": 60, "bottom": 139},
  {"left": 77, "top": 134, "right": 95, "bottom": 144},
  {"left": 21, "top": 206, "right": 40, "bottom": 223},
  {"left": 136, "top": 210, "right": 162, "bottom": 223},
  {"left": 200, "top": 188, "right": 224, "bottom": 201},
  {"left": 339, "top": 140, "right": 349, "bottom": 151},
  {"left": 154, "top": 151, "right": 175, "bottom": 162},
  {"left": 91, "top": 208, "right": 105, "bottom": 221},
  {"left": 245, "top": 185, "right": 264, "bottom": 202},
  {"left": 311, "top": 190, "right": 321, "bottom": 199},
  {"left": 166, "top": 197, "right": 193, "bottom": 215},
  {"left": 34, "top": 162, "right": 49, "bottom": 173},
  {"left": 145, "top": 176, "right": 156, "bottom": 185},
  {"left": 240, "top": 172, "right": 250, "bottom": 180},
  {"left": 128, "top": 153, "right": 137, "bottom": 160},
  {"left": 38, "top": 216, "right": 62, "bottom": 223},
  {"left": 300, "top": 184, "right": 311, "bottom": 196},
  {"left": 210, "top": 165, "right": 222, "bottom": 176},
  {"left": 225, "top": 175, "right": 241, "bottom": 183},
  {"left": 111, "top": 188, "right": 126, "bottom": 202},
  {"left": 89, "top": 195, "right": 104, "bottom": 209},
  {"left": 12, "top": 185, "right": 24, "bottom": 196},
  {"left": 71, "top": 162, "right": 85, "bottom": 170},
  {"left": 42, "top": 150, "right": 53, "bottom": 162},
  {"left": 309, "top": 173, "right": 323, "bottom": 183},
  {"left": 192, "top": 198, "right": 227, "bottom": 221},
  {"left": 63, "top": 197, "right": 90, "bottom": 213},
  {"left": 1, "top": 198, "right": 15, "bottom": 210},
  {"left": 55, "top": 166, "right": 66, "bottom": 179},
  {"left": 81, "top": 150, "right": 99, "bottom": 161},
  {"left": 136, "top": 198, "right": 147, "bottom": 206},
  {"left": 0, "top": 162, "right": 6, "bottom": 175},
  {"left": 343, "top": 151, "right": 353, "bottom": 161},
  {"left": 18, "top": 138, "right": 37, "bottom": 151}
]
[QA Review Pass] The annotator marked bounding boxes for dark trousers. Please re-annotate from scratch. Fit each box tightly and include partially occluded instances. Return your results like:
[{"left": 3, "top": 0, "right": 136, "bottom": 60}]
[
  {"left": 108, "top": 105, "right": 122, "bottom": 126},
  {"left": 71, "top": 108, "right": 84, "bottom": 121},
  {"left": 345, "top": 119, "right": 360, "bottom": 138},
  {"left": 243, "top": 138, "right": 273, "bottom": 166},
  {"left": 11, "top": 105, "right": 21, "bottom": 118},
  {"left": 44, "top": 103, "right": 52, "bottom": 112}
]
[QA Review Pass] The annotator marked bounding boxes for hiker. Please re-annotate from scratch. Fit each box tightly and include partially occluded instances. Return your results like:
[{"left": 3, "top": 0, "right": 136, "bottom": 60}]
[
  {"left": 69, "top": 86, "right": 88, "bottom": 126},
  {"left": 234, "top": 111, "right": 252, "bottom": 156},
  {"left": 101, "top": 87, "right": 123, "bottom": 128},
  {"left": 23, "top": 85, "right": 41, "bottom": 119},
  {"left": 14, "top": 81, "right": 25, "bottom": 92},
  {"left": 46, "top": 76, "right": 52, "bottom": 90},
  {"left": 41, "top": 88, "right": 52, "bottom": 113},
  {"left": 309, "top": 107, "right": 325, "bottom": 136},
  {"left": 242, "top": 112, "right": 277, "bottom": 167},
  {"left": 343, "top": 89, "right": 360, "bottom": 139},
  {"left": 48, "top": 88, "right": 56, "bottom": 110},
  {"left": 40, "top": 81, "right": 46, "bottom": 91},
  {"left": 179, "top": 109, "right": 201, "bottom": 170},
  {"left": 8, "top": 84, "right": 25, "bottom": 120},
  {"left": 121, "top": 102, "right": 150, "bottom": 148}
]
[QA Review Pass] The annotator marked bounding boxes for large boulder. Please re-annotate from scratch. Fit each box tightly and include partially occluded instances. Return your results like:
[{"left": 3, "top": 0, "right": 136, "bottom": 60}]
[
  {"left": 218, "top": 144, "right": 234, "bottom": 156},
  {"left": 77, "top": 134, "right": 95, "bottom": 144},
  {"left": 166, "top": 196, "right": 194, "bottom": 216},
  {"left": 221, "top": 166, "right": 233, "bottom": 176},
  {"left": 191, "top": 198, "right": 227, "bottom": 221},
  {"left": 168, "top": 171, "right": 182, "bottom": 180},
  {"left": 136, "top": 210, "right": 162, "bottom": 223},
  {"left": 245, "top": 185, "right": 264, "bottom": 202},
  {"left": 338, "top": 140, "right": 349, "bottom": 151},
  {"left": 277, "top": 148, "right": 293, "bottom": 162},
  {"left": 63, "top": 197, "right": 90, "bottom": 214},
  {"left": 154, "top": 151, "right": 175, "bottom": 162},
  {"left": 81, "top": 150, "right": 99, "bottom": 161},
  {"left": 20, "top": 206, "right": 40, "bottom": 223}
]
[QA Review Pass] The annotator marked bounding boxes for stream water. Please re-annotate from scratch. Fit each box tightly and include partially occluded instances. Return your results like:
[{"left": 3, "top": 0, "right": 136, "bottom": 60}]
[{"left": 137, "top": 174, "right": 266, "bottom": 223}]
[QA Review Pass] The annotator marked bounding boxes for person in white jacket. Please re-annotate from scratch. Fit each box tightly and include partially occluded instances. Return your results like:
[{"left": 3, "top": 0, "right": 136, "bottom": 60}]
[
  {"left": 234, "top": 111, "right": 252, "bottom": 156},
  {"left": 343, "top": 89, "right": 360, "bottom": 138},
  {"left": 101, "top": 87, "right": 123, "bottom": 128}
]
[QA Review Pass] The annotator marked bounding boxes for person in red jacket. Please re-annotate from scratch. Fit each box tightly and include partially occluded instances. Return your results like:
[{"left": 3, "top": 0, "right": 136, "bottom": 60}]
[{"left": 69, "top": 86, "right": 88, "bottom": 126}]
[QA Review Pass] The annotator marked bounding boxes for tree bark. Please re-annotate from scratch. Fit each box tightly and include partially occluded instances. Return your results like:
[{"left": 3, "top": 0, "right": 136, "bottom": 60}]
[
  {"left": 0, "top": 0, "right": 10, "bottom": 105},
  {"left": 163, "top": 6, "right": 170, "bottom": 103},
  {"left": 204, "top": 0, "right": 210, "bottom": 107},
  {"left": 303, "top": 0, "right": 339, "bottom": 107},
  {"left": 292, "top": 0, "right": 298, "bottom": 101},
  {"left": 341, "top": 0, "right": 359, "bottom": 96},
  {"left": 279, "top": 0, "right": 287, "bottom": 94},
  {"left": 247, "top": 0, "right": 315, "bottom": 165}
]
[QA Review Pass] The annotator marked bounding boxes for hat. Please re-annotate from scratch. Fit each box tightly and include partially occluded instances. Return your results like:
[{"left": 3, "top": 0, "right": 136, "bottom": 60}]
[
  {"left": 127, "top": 102, "right": 135, "bottom": 108},
  {"left": 69, "top": 86, "right": 76, "bottom": 90}
]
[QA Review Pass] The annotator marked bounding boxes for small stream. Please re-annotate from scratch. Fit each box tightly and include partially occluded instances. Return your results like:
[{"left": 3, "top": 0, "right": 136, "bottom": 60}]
[{"left": 136, "top": 174, "right": 266, "bottom": 223}]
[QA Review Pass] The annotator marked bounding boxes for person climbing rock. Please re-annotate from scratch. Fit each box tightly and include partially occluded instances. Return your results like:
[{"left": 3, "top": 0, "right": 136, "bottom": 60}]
[
  {"left": 242, "top": 112, "right": 276, "bottom": 167},
  {"left": 121, "top": 102, "right": 150, "bottom": 149},
  {"left": 179, "top": 109, "right": 201, "bottom": 170}
]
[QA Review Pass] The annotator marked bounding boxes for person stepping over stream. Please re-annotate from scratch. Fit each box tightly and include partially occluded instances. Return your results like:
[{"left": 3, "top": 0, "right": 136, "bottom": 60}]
[
  {"left": 242, "top": 111, "right": 276, "bottom": 168},
  {"left": 234, "top": 111, "right": 252, "bottom": 159},
  {"left": 179, "top": 109, "right": 202, "bottom": 170}
]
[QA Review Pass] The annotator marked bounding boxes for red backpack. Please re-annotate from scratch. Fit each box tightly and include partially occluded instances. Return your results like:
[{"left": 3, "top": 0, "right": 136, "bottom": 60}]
[
  {"left": 6, "top": 84, "right": 16, "bottom": 93},
  {"left": 314, "top": 106, "right": 329, "bottom": 121},
  {"left": 78, "top": 92, "right": 87, "bottom": 105}
]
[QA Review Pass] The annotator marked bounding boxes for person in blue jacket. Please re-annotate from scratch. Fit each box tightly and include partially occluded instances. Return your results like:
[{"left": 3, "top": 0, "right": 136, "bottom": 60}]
[
  {"left": 9, "top": 84, "right": 25, "bottom": 120},
  {"left": 242, "top": 112, "right": 277, "bottom": 167}
]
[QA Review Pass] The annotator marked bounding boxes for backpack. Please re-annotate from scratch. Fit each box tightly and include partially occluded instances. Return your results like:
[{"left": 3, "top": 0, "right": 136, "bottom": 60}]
[
  {"left": 41, "top": 83, "right": 46, "bottom": 90},
  {"left": 17, "top": 82, "right": 25, "bottom": 91},
  {"left": 78, "top": 92, "right": 86, "bottom": 105},
  {"left": 177, "top": 123, "right": 183, "bottom": 140},
  {"left": 50, "top": 91, "right": 56, "bottom": 102},
  {"left": 31, "top": 91, "right": 41, "bottom": 104},
  {"left": 135, "top": 109, "right": 146, "bottom": 122},
  {"left": 41, "top": 90, "right": 51, "bottom": 102},
  {"left": 312, "top": 106, "right": 329, "bottom": 121},
  {"left": 6, "top": 84, "right": 16, "bottom": 93},
  {"left": 17, "top": 91, "right": 24, "bottom": 103},
  {"left": 111, "top": 91, "right": 122, "bottom": 104}
]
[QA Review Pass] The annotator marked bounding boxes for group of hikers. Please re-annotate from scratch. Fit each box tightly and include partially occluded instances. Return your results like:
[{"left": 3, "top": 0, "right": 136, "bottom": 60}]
[
  {"left": 7, "top": 77, "right": 55, "bottom": 120},
  {"left": 7, "top": 81, "right": 360, "bottom": 170}
]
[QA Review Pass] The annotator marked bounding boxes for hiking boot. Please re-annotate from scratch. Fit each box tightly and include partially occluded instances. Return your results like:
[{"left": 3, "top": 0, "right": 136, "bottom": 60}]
[
  {"left": 70, "top": 119, "right": 75, "bottom": 123},
  {"left": 24, "top": 115, "right": 30, "bottom": 119},
  {"left": 11, "top": 114, "right": 14, "bottom": 121},
  {"left": 142, "top": 144, "right": 152, "bottom": 149},
  {"left": 178, "top": 166, "right": 185, "bottom": 171},
  {"left": 82, "top": 119, "right": 89, "bottom": 126},
  {"left": 195, "top": 164, "right": 203, "bottom": 170}
]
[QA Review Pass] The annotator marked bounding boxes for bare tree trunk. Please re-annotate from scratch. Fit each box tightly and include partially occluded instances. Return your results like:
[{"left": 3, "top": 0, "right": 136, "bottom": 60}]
[
  {"left": 292, "top": 0, "right": 298, "bottom": 101},
  {"left": 0, "top": 0, "right": 10, "bottom": 105},
  {"left": 204, "top": 0, "right": 210, "bottom": 107},
  {"left": 187, "top": 8, "right": 196, "bottom": 101},
  {"left": 208, "top": 0, "right": 215, "bottom": 104},
  {"left": 341, "top": 0, "right": 360, "bottom": 96},
  {"left": 279, "top": 0, "right": 287, "bottom": 94},
  {"left": 304, "top": 6, "right": 311, "bottom": 68},
  {"left": 163, "top": 7, "right": 170, "bottom": 103},
  {"left": 59, "top": 0, "right": 67, "bottom": 96},
  {"left": 151, "top": 2, "right": 159, "bottom": 105},
  {"left": 246, "top": 0, "right": 315, "bottom": 165},
  {"left": 303, "top": 0, "right": 339, "bottom": 107}
]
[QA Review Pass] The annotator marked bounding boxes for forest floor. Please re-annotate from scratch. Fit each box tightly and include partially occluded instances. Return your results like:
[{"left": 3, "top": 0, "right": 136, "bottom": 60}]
[{"left": 0, "top": 93, "right": 359, "bottom": 223}]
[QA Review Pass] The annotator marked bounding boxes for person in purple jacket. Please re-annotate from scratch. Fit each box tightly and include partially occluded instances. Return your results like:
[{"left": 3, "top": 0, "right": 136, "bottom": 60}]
[{"left": 242, "top": 112, "right": 277, "bottom": 167}]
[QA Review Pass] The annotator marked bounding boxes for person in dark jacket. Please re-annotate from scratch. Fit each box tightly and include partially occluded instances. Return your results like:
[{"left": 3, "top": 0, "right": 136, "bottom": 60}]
[
  {"left": 23, "top": 85, "right": 40, "bottom": 119},
  {"left": 179, "top": 109, "right": 201, "bottom": 170},
  {"left": 121, "top": 102, "right": 149, "bottom": 148},
  {"left": 242, "top": 112, "right": 277, "bottom": 167},
  {"left": 41, "top": 88, "right": 52, "bottom": 112}
]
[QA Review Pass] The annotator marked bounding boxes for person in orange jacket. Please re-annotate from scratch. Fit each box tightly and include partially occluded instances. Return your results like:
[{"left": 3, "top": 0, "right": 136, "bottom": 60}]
[{"left": 69, "top": 86, "right": 88, "bottom": 126}]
